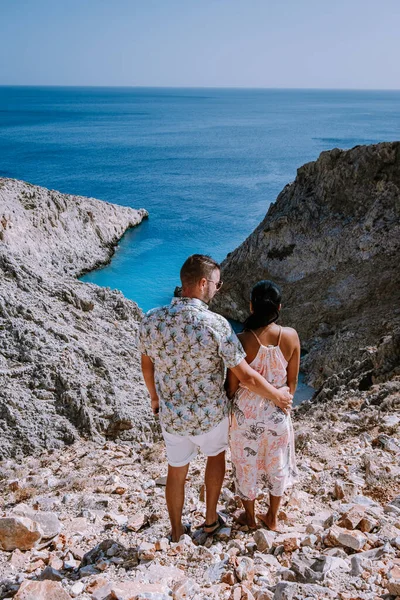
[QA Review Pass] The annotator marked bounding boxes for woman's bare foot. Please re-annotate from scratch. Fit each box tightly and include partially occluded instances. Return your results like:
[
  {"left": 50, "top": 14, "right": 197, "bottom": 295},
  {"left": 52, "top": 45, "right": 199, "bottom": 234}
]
[
  {"left": 257, "top": 512, "right": 279, "bottom": 531},
  {"left": 234, "top": 511, "right": 257, "bottom": 529}
]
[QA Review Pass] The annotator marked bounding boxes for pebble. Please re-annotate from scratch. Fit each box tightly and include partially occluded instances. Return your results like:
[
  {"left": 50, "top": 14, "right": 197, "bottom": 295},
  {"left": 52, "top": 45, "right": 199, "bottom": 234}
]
[{"left": 254, "top": 529, "right": 274, "bottom": 552}]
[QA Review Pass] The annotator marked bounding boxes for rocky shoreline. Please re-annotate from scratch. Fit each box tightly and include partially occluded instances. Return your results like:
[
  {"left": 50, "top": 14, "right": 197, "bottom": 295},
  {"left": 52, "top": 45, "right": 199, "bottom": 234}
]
[
  {"left": 0, "top": 178, "right": 153, "bottom": 459},
  {"left": 0, "top": 150, "right": 399, "bottom": 599}
]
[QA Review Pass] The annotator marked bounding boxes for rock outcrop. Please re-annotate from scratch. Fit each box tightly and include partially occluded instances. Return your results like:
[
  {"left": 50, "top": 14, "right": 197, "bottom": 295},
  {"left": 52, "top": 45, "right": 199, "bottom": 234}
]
[
  {"left": 0, "top": 178, "right": 152, "bottom": 459},
  {"left": 212, "top": 142, "right": 400, "bottom": 386}
]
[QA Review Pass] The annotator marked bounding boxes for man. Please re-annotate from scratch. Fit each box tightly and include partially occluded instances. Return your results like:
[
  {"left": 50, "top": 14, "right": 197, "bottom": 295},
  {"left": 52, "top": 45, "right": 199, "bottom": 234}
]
[{"left": 139, "top": 254, "right": 292, "bottom": 543}]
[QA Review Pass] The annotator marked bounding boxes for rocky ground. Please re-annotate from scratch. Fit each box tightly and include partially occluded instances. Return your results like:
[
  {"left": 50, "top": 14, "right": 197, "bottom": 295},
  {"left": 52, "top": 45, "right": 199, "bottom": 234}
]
[{"left": 1, "top": 343, "right": 399, "bottom": 599}]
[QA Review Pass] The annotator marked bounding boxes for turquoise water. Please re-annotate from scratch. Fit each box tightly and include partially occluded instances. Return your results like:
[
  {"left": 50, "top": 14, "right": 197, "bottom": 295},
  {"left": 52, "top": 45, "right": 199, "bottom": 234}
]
[{"left": 1, "top": 87, "right": 399, "bottom": 314}]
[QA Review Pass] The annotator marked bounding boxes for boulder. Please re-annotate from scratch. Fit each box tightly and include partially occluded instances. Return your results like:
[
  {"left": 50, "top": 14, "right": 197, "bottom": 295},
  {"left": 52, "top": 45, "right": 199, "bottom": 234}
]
[
  {"left": 108, "top": 581, "right": 170, "bottom": 600},
  {"left": 0, "top": 516, "right": 43, "bottom": 551},
  {"left": 325, "top": 525, "right": 367, "bottom": 551},
  {"left": 235, "top": 557, "right": 255, "bottom": 582},
  {"left": 12, "top": 506, "right": 62, "bottom": 539},
  {"left": 337, "top": 505, "right": 366, "bottom": 530},
  {"left": 14, "top": 580, "right": 71, "bottom": 599}
]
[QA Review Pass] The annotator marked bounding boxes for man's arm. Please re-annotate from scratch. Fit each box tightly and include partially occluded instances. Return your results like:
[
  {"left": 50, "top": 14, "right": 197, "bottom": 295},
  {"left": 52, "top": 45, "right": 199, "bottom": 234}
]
[
  {"left": 230, "top": 359, "right": 292, "bottom": 412},
  {"left": 141, "top": 354, "right": 159, "bottom": 414}
]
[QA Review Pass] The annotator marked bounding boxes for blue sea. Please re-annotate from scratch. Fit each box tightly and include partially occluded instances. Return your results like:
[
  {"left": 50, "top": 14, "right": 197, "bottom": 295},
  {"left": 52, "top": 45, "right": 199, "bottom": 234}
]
[{"left": 1, "top": 86, "right": 399, "bottom": 400}]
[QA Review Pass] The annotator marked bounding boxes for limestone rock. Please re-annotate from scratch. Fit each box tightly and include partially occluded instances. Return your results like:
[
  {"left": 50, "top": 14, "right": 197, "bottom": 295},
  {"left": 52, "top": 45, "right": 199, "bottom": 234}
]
[
  {"left": 37, "top": 566, "right": 63, "bottom": 581},
  {"left": 273, "top": 582, "right": 297, "bottom": 600},
  {"left": 255, "top": 592, "right": 274, "bottom": 600},
  {"left": 254, "top": 529, "right": 274, "bottom": 552},
  {"left": 273, "top": 534, "right": 300, "bottom": 553},
  {"left": 172, "top": 578, "right": 200, "bottom": 599},
  {"left": 0, "top": 516, "right": 43, "bottom": 551},
  {"left": 325, "top": 525, "right": 367, "bottom": 551},
  {"left": 14, "top": 580, "right": 71, "bottom": 599},
  {"left": 127, "top": 512, "right": 148, "bottom": 532},
  {"left": 12, "top": 506, "right": 62, "bottom": 539},
  {"left": 109, "top": 581, "right": 170, "bottom": 600},
  {"left": 69, "top": 582, "right": 85, "bottom": 598},
  {"left": 334, "top": 481, "right": 358, "bottom": 502},
  {"left": 235, "top": 557, "right": 255, "bottom": 582},
  {"left": 138, "top": 541, "right": 156, "bottom": 561},
  {"left": 386, "top": 564, "right": 400, "bottom": 595},
  {"left": 337, "top": 505, "right": 366, "bottom": 530}
]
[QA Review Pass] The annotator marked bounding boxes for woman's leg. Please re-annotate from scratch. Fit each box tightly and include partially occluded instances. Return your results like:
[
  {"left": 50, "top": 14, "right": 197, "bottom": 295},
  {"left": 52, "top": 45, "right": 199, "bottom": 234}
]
[
  {"left": 230, "top": 415, "right": 258, "bottom": 529},
  {"left": 235, "top": 498, "right": 257, "bottom": 528},
  {"left": 258, "top": 493, "right": 281, "bottom": 530}
]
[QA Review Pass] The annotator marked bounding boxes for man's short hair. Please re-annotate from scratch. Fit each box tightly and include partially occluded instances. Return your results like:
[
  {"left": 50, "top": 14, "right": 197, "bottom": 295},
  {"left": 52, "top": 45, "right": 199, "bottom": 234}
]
[{"left": 180, "top": 254, "right": 220, "bottom": 287}]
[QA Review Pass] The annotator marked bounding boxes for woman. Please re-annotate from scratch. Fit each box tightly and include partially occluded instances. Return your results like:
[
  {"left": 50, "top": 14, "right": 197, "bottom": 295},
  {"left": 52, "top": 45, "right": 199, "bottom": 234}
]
[{"left": 226, "top": 280, "right": 300, "bottom": 530}]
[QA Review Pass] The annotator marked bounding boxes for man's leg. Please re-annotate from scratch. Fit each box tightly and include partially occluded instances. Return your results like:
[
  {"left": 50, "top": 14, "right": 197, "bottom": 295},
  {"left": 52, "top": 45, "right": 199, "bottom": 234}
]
[
  {"left": 165, "top": 463, "right": 189, "bottom": 542},
  {"left": 204, "top": 450, "right": 225, "bottom": 530}
]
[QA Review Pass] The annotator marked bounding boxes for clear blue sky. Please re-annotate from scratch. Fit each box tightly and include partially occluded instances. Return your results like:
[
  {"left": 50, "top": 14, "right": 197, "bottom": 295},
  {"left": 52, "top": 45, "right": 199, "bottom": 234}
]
[{"left": 1, "top": 0, "right": 399, "bottom": 89}]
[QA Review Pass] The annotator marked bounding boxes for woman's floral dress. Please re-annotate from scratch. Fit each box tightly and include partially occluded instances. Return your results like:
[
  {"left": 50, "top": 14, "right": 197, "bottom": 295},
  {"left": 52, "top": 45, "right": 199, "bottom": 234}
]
[{"left": 230, "top": 328, "right": 298, "bottom": 500}]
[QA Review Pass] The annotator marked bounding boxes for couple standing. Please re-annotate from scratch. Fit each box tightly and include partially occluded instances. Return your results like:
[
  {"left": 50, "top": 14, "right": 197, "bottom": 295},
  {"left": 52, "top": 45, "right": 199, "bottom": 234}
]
[{"left": 139, "top": 254, "right": 299, "bottom": 543}]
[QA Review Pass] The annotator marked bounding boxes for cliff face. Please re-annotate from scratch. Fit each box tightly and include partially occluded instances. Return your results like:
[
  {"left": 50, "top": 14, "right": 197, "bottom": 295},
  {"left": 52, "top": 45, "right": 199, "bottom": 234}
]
[
  {"left": 0, "top": 178, "right": 147, "bottom": 277},
  {"left": 0, "top": 178, "right": 152, "bottom": 459},
  {"left": 212, "top": 142, "right": 400, "bottom": 386}
]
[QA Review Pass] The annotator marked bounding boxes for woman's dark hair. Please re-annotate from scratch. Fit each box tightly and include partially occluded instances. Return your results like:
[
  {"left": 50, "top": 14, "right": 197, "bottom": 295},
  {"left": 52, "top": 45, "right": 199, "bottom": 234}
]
[{"left": 243, "top": 280, "right": 282, "bottom": 331}]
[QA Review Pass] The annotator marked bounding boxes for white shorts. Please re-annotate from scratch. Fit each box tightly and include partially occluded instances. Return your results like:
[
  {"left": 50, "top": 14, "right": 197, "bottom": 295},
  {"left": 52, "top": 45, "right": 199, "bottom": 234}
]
[{"left": 161, "top": 417, "right": 229, "bottom": 467}]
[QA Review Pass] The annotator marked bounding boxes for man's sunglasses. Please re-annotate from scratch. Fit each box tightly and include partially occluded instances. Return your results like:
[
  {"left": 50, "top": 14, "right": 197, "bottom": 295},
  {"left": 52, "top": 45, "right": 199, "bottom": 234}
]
[{"left": 207, "top": 279, "right": 223, "bottom": 291}]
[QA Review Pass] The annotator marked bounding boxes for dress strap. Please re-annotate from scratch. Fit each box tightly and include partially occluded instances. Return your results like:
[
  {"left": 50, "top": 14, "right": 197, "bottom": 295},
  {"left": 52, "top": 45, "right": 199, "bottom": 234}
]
[
  {"left": 249, "top": 329, "right": 263, "bottom": 346},
  {"left": 277, "top": 326, "right": 283, "bottom": 347}
]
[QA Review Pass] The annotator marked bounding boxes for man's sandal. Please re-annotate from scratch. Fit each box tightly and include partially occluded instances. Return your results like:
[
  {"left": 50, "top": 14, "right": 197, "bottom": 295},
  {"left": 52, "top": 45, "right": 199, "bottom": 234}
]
[
  {"left": 192, "top": 512, "right": 226, "bottom": 546},
  {"left": 167, "top": 522, "right": 191, "bottom": 543}
]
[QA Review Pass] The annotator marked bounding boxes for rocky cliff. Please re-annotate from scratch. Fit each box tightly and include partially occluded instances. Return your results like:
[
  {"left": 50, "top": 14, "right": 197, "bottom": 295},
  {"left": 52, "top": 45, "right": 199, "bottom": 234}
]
[
  {"left": 0, "top": 162, "right": 399, "bottom": 600},
  {"left": 212, "top": 142, "right": 400, "bottom": 387},
  {"left": 0, "top": 178, "right": 152, "bottom": 459}
]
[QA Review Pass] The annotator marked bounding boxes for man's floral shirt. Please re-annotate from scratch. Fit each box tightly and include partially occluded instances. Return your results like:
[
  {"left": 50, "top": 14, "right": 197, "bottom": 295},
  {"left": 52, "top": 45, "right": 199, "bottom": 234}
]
[{"left": 138, "top": 297, "right": 246, "bottom": 436}]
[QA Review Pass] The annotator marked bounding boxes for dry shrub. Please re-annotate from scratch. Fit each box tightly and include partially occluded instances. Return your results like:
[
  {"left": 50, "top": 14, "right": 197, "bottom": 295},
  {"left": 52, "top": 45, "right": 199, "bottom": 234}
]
[
  {"left": 13, "top": 486, "right": 37, "bottom": 503},
  {"left": 363, "top": 481, "right": 400, "bottom": 505}
]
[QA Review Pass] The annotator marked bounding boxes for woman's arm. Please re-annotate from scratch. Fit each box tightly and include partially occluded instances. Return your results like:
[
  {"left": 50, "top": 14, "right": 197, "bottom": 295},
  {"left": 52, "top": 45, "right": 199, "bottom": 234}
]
[
  {"left": 286, "top": 330, "right": 301, "bottom": 395},
  {"left": 230, "top": 360, "right": 292, "bottom": 412}
]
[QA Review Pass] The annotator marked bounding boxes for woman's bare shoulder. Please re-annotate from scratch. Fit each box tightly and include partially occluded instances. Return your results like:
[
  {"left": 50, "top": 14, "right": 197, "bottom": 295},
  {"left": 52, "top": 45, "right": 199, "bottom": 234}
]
[
  {"left": 281, "top": 326, "right": 300, "bottom": 345},
  {"left": 237, "top": 330, "right": 255, "bottom": 349},
  {"left": 281, "top": 326, "right": 299, "bottom": 337},
  {"left": 238, "top": 330, "right": 255, "bottom": 341}
]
